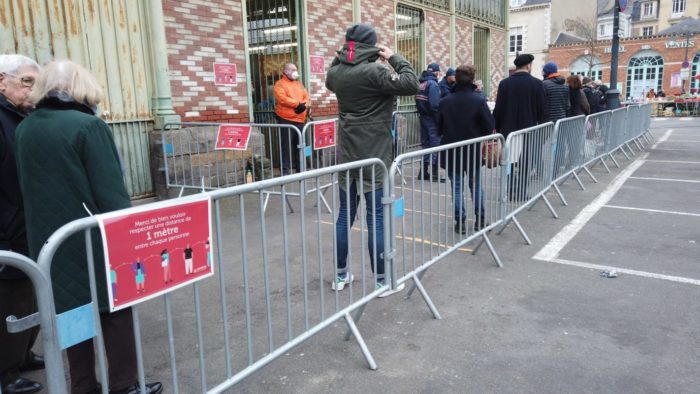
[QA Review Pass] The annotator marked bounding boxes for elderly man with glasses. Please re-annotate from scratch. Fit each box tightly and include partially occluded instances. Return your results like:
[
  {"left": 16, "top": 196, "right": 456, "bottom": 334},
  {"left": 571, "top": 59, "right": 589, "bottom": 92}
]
[{"left": 0, "top": 54, "right": 43, "bottom": 394}]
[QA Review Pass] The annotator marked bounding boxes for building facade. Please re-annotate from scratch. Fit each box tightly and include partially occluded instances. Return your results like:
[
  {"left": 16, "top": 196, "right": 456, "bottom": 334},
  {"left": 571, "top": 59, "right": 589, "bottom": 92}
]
[
  {"left": 631, "top": 0, "right": 700, "bottom": 37},
  {"left": 1, "top": 0, "right": 508, "bottom": 199}
]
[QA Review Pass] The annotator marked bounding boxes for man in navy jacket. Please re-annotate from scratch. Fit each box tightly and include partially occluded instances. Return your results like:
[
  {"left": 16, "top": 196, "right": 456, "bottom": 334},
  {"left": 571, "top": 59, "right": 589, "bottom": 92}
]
[
  {"left": 438, "top": 65, "right": 495, "bottom": 234},
  {"left": 415, "top": 62, "right": 444, "bottom": 182}
]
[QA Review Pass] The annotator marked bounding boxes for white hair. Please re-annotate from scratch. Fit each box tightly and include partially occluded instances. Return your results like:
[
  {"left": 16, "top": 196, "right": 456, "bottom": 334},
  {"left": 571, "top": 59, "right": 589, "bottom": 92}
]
[
  {"left": 29, "top": 60, "right": 104, "bottom": 107},
  {"left": 0, "top": 54, "right": 40, "bottom": 75}
]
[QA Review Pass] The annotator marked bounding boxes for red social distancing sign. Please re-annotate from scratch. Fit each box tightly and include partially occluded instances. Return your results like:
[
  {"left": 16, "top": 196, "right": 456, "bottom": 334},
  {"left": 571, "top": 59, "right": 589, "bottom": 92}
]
[
  {"left": 313, "top": 120, "right": 336, "bottom": 150},
  {"left": 310, "top": 55, "right": 325, "bottom": 74},
  {"left": 97, "top": 195, "right": 214, "bottom": 312},
  {"left": 215, "top": 124, "right": 252, "bottom": 150},
  {"left": 213, "top": 62, "right": 237, "bottom": 86}
]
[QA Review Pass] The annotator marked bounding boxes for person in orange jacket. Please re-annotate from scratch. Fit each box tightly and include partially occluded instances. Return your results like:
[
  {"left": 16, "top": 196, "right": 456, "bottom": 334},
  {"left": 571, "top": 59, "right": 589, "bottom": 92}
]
[{"left": 274, "top": 63, "right": 310, "bottom": 175}]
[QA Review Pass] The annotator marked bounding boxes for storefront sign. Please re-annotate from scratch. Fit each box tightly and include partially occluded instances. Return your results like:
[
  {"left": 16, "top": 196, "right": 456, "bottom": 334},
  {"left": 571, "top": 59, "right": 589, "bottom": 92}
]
[
  {"left": 603, "top": 45, "right": 626, "bottom": 53},
  {"left": 97, "top": 195, "right": 214, "bottom": 312},
  {"left": 213, "top": 63, "right": 237, "bottom": 86},
  {"left": 313, "top": 120, "right": 336, "bottom": 150},
  {"left": 310, "top": 55, "right": 325, "bottom": 74},
  {"left": 665, "top": 40, "right": 695, "bottom": 49},
  {"left": 680, "top": 68, "right": 690, "bottom": 80},
  {"left": 215, "top": 124, "right": 252, "bottom": 150}
]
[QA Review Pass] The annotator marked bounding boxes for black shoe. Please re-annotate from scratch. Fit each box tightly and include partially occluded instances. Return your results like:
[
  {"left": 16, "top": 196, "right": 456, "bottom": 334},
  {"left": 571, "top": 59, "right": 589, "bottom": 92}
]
[
  {"left": 473, "top": 215, "right": 489, "bottom": 231},
  {"left": 111, "top": 382, "right": 163, "bottom": 394},
  {"left": 416, "top": 166, "right": 431, "bottom": 180},
  {"left": 1, "top": 378, "right": 42, "bottom": 394},
  {"left": 19, "top": 352, "right": 44, "bottom": 372},
  {"left": 431, "top": 166, "right": 446, "bottom": 183},
  {"left": 454, "top": 221, "right": 466, "bottom": 235}
]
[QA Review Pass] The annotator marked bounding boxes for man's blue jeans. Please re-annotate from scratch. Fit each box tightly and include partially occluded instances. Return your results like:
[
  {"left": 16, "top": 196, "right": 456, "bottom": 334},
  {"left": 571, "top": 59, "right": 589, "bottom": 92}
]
[
  {"left": 447, "top": 165, "right": 485, "bottom": 222},
  {"left": 335, "top": 180, "right": 385, "bottom": 282}
]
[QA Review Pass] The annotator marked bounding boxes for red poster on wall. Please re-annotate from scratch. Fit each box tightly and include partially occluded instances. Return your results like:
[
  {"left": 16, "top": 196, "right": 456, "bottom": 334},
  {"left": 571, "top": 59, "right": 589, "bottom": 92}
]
[
  {"left": 313, "top": 120, "right": 336, "bottom": 150},
  {"left": 310, "top": 55, "right": 325, "bottom": 75},
  {"left": 213, "top": 62, "right": 237, "bottom": 86},
  {"left": 215, "top": 124, "right": 252, "bottom": 150},
  {"left": 97, "top": 195, "right": 214, "bottom": 312}
]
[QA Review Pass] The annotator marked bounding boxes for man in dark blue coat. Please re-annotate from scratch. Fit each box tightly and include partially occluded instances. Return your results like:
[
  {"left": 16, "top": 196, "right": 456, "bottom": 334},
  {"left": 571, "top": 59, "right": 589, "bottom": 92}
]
[
  {"left": 438, "top": 65, "right": 495, "bottom": 234},
  {"left": 492, "top": 53, "right": 545, "bottom": 201},
  {"left": 415, "top": 62, "right": 444, "bottom": 182},
  {"left": 438, "top": 67, "right": 456, "bottom": 98}
]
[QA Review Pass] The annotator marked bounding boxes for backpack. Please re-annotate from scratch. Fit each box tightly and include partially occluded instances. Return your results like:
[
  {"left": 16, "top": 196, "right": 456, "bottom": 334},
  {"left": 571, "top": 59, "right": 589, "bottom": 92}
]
[
  {"left": 596, "top": 88, "right": 607, "bottom": 110},
  {"left": 584, "top": 86, "right": 601, "bottom": 112}
]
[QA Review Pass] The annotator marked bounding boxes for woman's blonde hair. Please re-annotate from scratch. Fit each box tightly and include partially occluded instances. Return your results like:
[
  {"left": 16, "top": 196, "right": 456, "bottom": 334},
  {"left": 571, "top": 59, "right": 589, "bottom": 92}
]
[{"left": 29, "top": 60, "right": 104, "bottom": 106}]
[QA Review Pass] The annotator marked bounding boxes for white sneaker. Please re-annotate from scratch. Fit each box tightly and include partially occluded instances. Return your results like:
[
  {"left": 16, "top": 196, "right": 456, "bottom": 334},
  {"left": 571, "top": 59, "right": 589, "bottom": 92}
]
[
  {"left": 331, "top": 273, "right": 353, "bottom": 291},
  {"left": 376, "top": 282, "right": 406, "bottom": 298}
]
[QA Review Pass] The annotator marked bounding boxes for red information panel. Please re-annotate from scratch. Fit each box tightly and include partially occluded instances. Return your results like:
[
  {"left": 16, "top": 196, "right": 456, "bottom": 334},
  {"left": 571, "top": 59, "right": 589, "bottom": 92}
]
[
  {"left": 310, "top": 55, "right": 325, "bottom": 75},
  {"left": 213, "top": 62, "right": 237, "bottom": 86},
  {"left": 97, "top": 195, "right": 214, "bottom": 312},
  {"left": 313, "top": 120, "right": 336, "bottom": 150},
  {"left": 215, "top": 124, "right": 252, "bottom": 150}
]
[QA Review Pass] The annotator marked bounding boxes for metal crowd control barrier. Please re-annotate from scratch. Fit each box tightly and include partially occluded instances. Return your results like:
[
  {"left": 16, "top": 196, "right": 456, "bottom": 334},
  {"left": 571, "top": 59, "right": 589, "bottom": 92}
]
[
  {"left": 388, "top": 134, "right": 506, "bottom": 319},
  {"left": 579, "top": 111, "right": 613, "bottom": 182},
  {"left": 27, "top": 159, "right": 397, "bottom": 393},
  {"left": 391, "top": 110, "right": 422, "bottom": 155},
  {"left": 0, "top": 251, "right": 67, "bottom": 394},
  {"left": 550, "top": 115, "right": 587, "bottom": 205},
  {"left": 299, "top": 118, "right": 340, "bottom": 212}
]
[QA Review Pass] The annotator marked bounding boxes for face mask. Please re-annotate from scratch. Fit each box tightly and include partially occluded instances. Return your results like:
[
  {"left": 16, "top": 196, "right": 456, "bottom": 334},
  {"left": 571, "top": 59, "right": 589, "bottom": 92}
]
[{"left": 289, "top": 71, "right": 299, "bottom": 80}]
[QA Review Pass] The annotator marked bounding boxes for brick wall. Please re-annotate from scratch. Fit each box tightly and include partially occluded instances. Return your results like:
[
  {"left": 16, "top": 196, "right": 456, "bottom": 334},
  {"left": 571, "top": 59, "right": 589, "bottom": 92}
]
[
  {"left": 455, "top": 18, "right": 473, "bottom": 66},
  {"left": 425, "top": 11, "right": 450, "bottom": 70},
  {"left": 547, "top": 34, "right": 700, "bottom": 98},
  {"left": 163, "top": 0, "right": 249, "bottom": 123},
  {"left": 362, "top": 0, "right": 395, "bottom": 49},
  {"left": 305, "top": 0, "right": 353, "bottom": 118},
  {"left": 490, "top": 28, "right": 506, "bottom": 97}
]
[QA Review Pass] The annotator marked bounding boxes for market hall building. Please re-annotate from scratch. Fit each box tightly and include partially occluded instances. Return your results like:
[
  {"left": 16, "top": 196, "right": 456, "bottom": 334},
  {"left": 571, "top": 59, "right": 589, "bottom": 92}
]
[
  {"left": 548, "top": 17, "right": 700, "bottom": 102},
  {"left": 1, "top": 0, "right": 508, "bottom": 199}
]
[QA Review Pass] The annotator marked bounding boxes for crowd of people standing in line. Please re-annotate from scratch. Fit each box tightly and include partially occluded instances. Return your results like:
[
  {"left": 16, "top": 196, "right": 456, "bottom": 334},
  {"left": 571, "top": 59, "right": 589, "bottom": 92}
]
[{"left": 2, "top": 21, "right": 615, "bottom": 394}]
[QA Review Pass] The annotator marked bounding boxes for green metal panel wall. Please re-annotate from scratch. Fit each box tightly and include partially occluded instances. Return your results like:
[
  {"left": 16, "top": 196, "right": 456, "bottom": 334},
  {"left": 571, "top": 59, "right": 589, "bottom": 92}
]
[{"left": 1, "top": 0, "right": 155, "bottom": 198}]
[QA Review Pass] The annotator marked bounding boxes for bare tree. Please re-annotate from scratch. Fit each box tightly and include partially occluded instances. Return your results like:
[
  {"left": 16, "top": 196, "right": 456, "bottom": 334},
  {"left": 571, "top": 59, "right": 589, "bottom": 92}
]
[{"left": 564, "top": 17, "right": 608, "bottom": 77}]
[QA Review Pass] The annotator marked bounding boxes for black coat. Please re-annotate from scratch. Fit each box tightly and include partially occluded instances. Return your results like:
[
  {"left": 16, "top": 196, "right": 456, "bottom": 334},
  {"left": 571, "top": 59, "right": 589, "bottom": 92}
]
[
  {"left": 493, "top": 72, "right": 545, "bottom": 138},
  {"left": 543, "top": 76, "right": 570, "bottom": 122},
  {"left": 0, "top": 95, "right": 29, "bottom": 279},
  {"left": 438, "top": 83, "right": 495, "bottom": 169}
]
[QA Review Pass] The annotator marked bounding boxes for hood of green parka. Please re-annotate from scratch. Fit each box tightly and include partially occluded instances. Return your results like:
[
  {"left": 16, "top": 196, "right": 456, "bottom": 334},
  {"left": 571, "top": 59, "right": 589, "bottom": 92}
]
[{"left": 337, "top": 41, "right": 381, "bottom": 65}]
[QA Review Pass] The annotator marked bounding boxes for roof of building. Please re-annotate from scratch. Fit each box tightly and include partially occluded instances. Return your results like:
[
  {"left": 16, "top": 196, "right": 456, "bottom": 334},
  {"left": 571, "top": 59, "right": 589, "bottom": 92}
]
[
  {"left": 553, "top": 32, "right": 586, "bottom": 45},
  {"left": 657, "top": 17, "right": 700, "bottom": 35},
  {"left": 598, "top": 0, "right": 633, "bottom": 17}
]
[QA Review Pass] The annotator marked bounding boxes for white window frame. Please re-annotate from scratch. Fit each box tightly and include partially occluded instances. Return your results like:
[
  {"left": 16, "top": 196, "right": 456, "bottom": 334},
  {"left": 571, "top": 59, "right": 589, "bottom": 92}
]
[
  {"left": 510, "top": 0, "right": 525, "bottom": 7},
  {"left": 641, "top": 2, "right": 655, "bottom": 19},
  {"left": 672, "top": 0, "right": 686, "bottom": 17},
  {"left": 509, "top": 26, "right": 523, "bottom": 54},
  {"left": 642, "top": 26, "right": 653, "bottom": 36}
]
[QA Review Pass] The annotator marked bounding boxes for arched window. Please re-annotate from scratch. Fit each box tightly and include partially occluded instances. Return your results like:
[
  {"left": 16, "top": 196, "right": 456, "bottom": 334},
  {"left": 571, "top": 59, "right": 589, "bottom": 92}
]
[
  {"left": 569, "top": 56, "right": 603, "bottom": 81},
  {"left": 691, "top": 52, "right": 700, "bottom": 93},
  {"left": 626, "top": 52, "right": 664, "bottom": 100}
]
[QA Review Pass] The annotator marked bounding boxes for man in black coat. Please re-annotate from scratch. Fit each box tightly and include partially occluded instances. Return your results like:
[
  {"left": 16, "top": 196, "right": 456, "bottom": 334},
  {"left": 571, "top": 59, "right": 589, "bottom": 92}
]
[
  {"left": 492, "top": 54, "right": 545, "bottom": 201},
  {"left": 438, "top": 65, "right": 495, "bottom": 234},
  {"left": 415, "top": 62, "right": 445, "bottom": 182},
  {"left": 0, "top": 54, "right": 43, "bottom": 394}
]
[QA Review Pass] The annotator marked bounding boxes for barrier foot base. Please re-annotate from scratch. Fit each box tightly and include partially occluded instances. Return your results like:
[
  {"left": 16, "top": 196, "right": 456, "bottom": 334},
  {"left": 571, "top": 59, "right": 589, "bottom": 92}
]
[
  {"left": 344, "top": 304, "right": 367, "bottom": 341},
  {"left": 625, "top": 142, "right": 636, "bottom": 155},
  {"left": 481, "top": 232, "right": 503, "bottom": 268},
  {"left": 582, "top": 166, "right": 598, "bottom": 183},
  {"left": 542, "top": 195, "right": 558, "bottom": 219},
  {"left": 408, "top": 274, "right": 442, "bottom": 320},
  {"left": 619, "top": 145, "right": 631, "bottom": 160},
  {"left": 285, "top": 194, "right": 295, "bottom": 214},
  {"left": 513, "top": 216, "right": 532, "bottom": 245},
  {"left": 633, "top": 138, "right": 644, "bottom": 151},
  {"left": 405, "top": 270, "right": 425, "bottom": 299},
  {"left": 573, "top": 171, "right": 586, "bottom": 190},
  {"left": 608, "top": 153, "right": 620, "bottom": 168},
  {"left": 553, "top": 184, "right": 568, "bottom": 206},
  {"left": 527, "top": 198, "right": 539, "bottom": 212},
  {"left": 599, "top": 157, "right": 611, "bottom": 173},
  {"left": 344, "top": 312, "right": 378, "bottom": 370}
]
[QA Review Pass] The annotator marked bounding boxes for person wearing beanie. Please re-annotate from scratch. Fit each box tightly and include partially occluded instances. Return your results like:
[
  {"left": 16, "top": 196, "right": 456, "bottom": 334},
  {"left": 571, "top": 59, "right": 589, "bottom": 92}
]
[
  {"left": 492, "top": 52, "right": 545, "bottom": 202},
  {"left": 542, "top": 62, "right": 570, "bottom": 122},
  {"left": 326, "top": 23, "right": 418, "bottom": 298},
  {"left": 415, "top": 62, "right": 445, "bottom": 182},
  {"left": 439, "top": 67, "right": 456, "bottom": 98}
]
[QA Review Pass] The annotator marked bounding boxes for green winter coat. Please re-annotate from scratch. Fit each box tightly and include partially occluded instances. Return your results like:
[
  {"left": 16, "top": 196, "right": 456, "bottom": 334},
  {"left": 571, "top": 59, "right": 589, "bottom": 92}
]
[
  {"left": 326, "top": 43, "right": 419, "bottom": 190},
  {"left": 15, "top": 98, "right": 130, "bottom": 314}
]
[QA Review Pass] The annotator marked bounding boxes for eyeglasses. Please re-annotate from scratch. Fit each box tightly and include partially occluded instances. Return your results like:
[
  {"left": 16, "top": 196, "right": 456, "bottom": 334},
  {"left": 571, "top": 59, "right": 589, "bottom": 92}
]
[{"left": 2, "top": 73, "right": 35, "bottom": 88}]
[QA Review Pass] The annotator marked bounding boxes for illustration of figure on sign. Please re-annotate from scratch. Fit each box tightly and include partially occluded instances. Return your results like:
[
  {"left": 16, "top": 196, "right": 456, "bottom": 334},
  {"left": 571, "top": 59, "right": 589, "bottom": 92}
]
[
  {"left": 228, "top": 137, "right": 234, "bottom": 146},
  {"left": 184, "top": 244, "right": 194, "bottom": 275},
  {"left": 110, "top": 268, "right": 118, "bottom": 301},
  {"left": 236, "top": 138, "right": 242, "bottom": 148},
  {"left": 161, "top": 249, "right": 171, "bottom": 283},
  {"left": 206, "top": 240, "right": 211, "bottom": 267},
  {"left": 132, "top": 258, "right": 146, "bottom": 293}
]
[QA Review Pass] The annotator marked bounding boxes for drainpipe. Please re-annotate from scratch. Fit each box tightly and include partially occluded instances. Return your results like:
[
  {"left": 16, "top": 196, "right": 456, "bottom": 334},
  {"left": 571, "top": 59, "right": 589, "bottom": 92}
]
[{"left": 148, "top": 0, "right": 181, "bottom": 129}]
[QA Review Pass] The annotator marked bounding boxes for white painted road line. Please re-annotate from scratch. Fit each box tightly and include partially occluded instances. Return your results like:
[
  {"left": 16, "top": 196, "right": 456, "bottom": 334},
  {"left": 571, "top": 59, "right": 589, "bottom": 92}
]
[
  {"left": 628, "top": 176, "right": 700, "bottom": 184},
  {"left": 550, "top": 258, "right": 700, "bottom": 287},
  {"left": 644, "top": 160, "right": 700, "bottom": 165},
  {"left": 603, "top": 205, "right": 700, "bottom": 217},
  {"left": 534, "top": 129, "right": 673, "bottom": 263}
]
